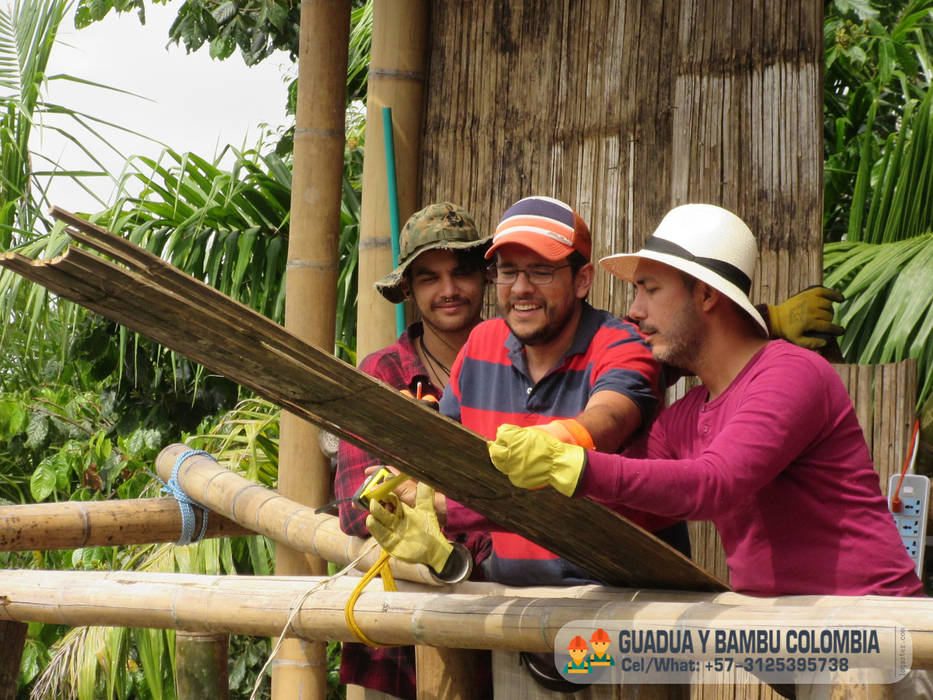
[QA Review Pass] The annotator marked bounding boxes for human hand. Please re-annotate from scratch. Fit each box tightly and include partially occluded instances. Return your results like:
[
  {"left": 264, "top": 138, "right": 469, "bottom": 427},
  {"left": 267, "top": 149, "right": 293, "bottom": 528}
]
[
  {"left": 362, "top": 465, "right": 447, "bottom": 523},
  {"left": 487, "top": 424, "right": 586, "bottom": 497},
  {"left": 366, "top": 482, "right": 454, "bottom": 574},
  {"left": 766, "top": 286, "right": 844, "bottom": 349},
  {"left": 363, "top": 464, "right": 417, "bottom": 508}
]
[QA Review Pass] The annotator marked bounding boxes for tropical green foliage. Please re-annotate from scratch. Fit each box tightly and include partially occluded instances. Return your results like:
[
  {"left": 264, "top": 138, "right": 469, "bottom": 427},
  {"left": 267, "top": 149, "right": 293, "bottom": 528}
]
[
  {"left": 0, "top": 0, "right": 68, "bottom": 245},
  {"left": 1, "top": 0, "right": 364, "bottom": 693},
  {"left": 24, "top": 398, "right": 281, "bottom": 699},
  {"left": 823, "top": 0, "right": 933, "bottom": 240},
  {"left": 0, "top": 0, "right": 154, "bottom": 246},
  {"left": 824, "top": 83, "right": 933, "bottom": 407}
]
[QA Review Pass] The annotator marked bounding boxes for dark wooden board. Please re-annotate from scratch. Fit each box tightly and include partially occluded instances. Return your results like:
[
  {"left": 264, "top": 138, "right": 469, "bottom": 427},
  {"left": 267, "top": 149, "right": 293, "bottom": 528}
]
[{"left": 0, "top": 208, "right": 727, "bottom": 591}]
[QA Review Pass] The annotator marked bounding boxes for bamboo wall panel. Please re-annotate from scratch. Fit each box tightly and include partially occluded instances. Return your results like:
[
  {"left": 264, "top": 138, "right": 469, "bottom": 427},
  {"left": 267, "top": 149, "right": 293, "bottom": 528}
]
[{"left": 420, "top": 0, "right": 822, "bottom": 318}]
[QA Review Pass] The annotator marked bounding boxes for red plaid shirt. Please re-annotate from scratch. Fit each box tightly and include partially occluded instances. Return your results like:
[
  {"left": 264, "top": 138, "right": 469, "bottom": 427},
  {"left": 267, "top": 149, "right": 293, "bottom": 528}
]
[{"left": 335, "top": 323, "right": 491, "bottom": 698}]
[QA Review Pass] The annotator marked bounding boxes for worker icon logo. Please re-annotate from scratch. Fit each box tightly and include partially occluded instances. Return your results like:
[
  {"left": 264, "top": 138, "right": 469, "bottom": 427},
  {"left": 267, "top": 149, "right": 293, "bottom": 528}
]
[
  {"left": 557, "top": 625, "right": 622, "bottom": 684},
  {"left": 587, "top": 628, "right": 616, "bottom": 669},
  {"left": 564, "top": 635, "right": 592, "bottom": 675}
]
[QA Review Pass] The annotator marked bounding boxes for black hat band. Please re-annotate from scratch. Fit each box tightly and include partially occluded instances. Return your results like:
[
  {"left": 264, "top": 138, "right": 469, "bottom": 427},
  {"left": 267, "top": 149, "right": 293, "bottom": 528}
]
[{"left": 643, "top": 236, "right": 751, "bottom": 295}]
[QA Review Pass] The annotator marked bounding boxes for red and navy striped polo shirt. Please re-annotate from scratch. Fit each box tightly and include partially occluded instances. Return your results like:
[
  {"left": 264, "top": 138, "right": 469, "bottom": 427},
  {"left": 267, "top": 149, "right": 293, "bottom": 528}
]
[{"left": 440, "top": 302, "right": 674, "bottom": 585}]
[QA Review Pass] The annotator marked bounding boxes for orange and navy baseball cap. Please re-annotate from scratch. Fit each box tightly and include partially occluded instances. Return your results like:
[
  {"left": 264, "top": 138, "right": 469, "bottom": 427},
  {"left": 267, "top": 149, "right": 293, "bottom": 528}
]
[{"left": 486, "top": 196, "right": 591, "bottom": 262}]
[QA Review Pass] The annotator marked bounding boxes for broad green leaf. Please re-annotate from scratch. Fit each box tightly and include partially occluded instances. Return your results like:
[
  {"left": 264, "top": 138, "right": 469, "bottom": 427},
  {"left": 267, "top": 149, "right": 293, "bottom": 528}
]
[{"left": 29, "top": 460, "right": 56, "bottom": 501}]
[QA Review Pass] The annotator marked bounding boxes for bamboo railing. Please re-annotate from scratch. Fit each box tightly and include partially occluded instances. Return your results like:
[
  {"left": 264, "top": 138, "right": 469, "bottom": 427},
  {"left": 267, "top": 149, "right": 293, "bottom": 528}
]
[
  {"left": 0, "top": 498, "right": 250, "bottom": 551},
  {"left": 152, "top": 444, "right": 445, "bottom": 586},
  {"left": 0, "top": 570, "right": 931, "bottom": 667}
]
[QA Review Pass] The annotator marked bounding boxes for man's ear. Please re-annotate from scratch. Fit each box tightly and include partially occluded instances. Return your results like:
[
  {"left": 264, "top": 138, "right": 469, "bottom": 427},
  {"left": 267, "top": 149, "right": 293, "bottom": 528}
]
[
  {"left": 574, "top": 262, "right": 595, "bottom": 299},
  {"left": 696, "top": 282, "right": 721, "bottom": 312},
  {"left": 400, "top": 278, "right": 412, "bottom": 299}
]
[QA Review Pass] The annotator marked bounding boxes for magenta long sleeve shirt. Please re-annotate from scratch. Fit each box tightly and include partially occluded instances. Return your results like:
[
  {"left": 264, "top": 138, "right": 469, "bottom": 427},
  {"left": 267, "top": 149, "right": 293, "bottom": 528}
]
[{"left": 579, "top": 341, "right": 923, "bottom": 597}]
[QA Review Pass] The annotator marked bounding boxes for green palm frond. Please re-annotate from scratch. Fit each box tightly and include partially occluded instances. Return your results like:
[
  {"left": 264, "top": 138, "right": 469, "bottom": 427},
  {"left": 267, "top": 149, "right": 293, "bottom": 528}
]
[
  {"left": 95, "top": 145, "right": 292, "bottom": 322},
  {"left": 849, "top": 87, "right": 933, "bottom": 244},
  {"left": 185, "top": 397, "right": 280, "bottom": 487},
  {"left": 0, "top": 0, "right": 69, "bottom": 244},
  {"left": 825, "top": 233, "right": 933, "bottom": 407}
]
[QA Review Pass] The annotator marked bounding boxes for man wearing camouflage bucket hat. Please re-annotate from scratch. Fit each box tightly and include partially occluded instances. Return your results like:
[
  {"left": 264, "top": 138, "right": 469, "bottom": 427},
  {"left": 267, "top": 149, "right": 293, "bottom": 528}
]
[{"left": 334, "top": 202, "right": 492, "bottom": 700}]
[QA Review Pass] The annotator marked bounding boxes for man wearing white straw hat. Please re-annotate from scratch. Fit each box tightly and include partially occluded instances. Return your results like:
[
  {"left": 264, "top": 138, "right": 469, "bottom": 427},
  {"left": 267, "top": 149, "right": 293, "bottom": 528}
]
[
  {"left": 487, "top": 202, "right": 926, "bottom": 695},
  {"left": 489, "top": 203, "right": 922, "bottom": 597}
]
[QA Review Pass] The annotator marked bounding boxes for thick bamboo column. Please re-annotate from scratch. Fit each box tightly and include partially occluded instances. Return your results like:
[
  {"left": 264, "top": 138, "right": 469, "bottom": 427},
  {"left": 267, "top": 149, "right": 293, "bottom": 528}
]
[
  {"left": 155, "top": 444, "right": 444, "bottom": 586},
  {"left": 356, "top": 0, "right": 429, "bottom": 359},
  {"left": 175, "top": 632, "right": 229, "bottom": 700},
  {"left": 0, "top": 498, "right": 250, "bottom": 551},
  {"left": 280, "top": 0, "right": 350, "bottom": 697},
  {"left": 357, "top": 10, "right": 474, "bottom": 686},
  {"left": 0, "top": 621, "right": 26, "bottom": 700}
]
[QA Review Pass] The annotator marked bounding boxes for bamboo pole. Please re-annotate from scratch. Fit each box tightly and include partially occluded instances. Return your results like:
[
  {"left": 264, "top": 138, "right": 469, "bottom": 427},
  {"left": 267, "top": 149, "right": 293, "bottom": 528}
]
[
  {"left": 0, "top": 621, "right": 26, "bottom": 700},
  {"left": 154, "top": 443, "right": 444, "bottom": 586},
  {"left": 175, "top": 632, "right": 229, "bottom": 700},
  {"left": 356, "top": 0, "right": 429, "bottom": 360},
  {"left": 0, "top": 498, "right": 250, "bottom": 551},
  {"left": 281, "top": 0, "right": 350, "bottom": 695},
  {"left": 1, "top": 570, "right": 932, "bottom": 668}
]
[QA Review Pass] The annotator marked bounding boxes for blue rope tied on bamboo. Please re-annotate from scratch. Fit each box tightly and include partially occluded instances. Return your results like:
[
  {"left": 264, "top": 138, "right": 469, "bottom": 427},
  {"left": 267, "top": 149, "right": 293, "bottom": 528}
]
[{"left": 160, "top": 449, "right": 211, "bottom": 545}]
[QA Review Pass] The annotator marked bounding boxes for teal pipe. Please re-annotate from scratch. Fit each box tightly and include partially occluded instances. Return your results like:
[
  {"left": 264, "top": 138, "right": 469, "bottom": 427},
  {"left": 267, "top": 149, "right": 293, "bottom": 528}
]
[{"left": 382, "top": 107, "right": 406, "bottom": 337}]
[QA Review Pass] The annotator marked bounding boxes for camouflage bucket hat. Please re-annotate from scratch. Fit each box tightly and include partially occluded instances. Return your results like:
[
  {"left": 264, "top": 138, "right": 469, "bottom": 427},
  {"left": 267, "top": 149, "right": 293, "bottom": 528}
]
[{"left": 375, "top": 202, "right": 491, "bottom": 303}]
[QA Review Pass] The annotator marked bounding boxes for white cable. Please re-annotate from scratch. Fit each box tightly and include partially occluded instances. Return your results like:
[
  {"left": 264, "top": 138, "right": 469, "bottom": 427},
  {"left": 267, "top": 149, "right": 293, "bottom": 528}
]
[{"left": 249, "top": 540, "right": 381, "bottom": 700}]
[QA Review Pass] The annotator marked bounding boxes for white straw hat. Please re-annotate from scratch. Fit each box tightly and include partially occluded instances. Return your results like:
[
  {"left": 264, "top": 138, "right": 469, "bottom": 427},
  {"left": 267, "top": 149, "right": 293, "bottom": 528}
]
[{"left": 600, "top": 204, "right": 768, "bottom": 335}]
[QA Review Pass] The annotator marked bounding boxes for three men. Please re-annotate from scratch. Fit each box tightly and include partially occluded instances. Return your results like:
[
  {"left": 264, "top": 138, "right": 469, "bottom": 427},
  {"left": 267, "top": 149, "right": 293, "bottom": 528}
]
[{"left": 351, "top": 197, "right": 849, "bottom": 697}]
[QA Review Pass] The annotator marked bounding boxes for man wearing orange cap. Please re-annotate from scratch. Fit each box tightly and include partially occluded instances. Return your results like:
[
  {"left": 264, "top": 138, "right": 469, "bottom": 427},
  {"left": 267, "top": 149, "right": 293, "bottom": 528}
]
[{"left": 435, "top": 195, "right": 689, "bottom": 585}]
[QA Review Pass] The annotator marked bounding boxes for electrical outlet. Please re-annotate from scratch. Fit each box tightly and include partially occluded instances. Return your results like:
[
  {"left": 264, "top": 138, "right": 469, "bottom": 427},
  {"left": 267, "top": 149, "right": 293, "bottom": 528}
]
[{"left": 889, "top": 474, "right": 930, "bottom": 577}]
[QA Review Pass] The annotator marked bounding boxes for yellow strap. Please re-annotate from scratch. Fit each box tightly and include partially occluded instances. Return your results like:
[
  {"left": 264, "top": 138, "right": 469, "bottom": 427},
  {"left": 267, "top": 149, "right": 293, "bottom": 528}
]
[{"left": 345, "top": 550, "right": 397, "bottom": 647}]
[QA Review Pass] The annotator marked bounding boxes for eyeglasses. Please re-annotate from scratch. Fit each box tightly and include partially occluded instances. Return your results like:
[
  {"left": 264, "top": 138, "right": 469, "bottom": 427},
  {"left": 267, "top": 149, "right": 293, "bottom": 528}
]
[{"left": 485, "top": 263, "right": 573, "bottom": 285}]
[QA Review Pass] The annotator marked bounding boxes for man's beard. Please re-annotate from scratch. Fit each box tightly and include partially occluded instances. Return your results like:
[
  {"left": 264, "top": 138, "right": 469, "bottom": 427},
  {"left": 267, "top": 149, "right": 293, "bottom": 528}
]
[
  {"left": 501, "top": 297, "right": 576, "bottom": 347},
  {"left": 649, "top": 304, "right": 704, "bottom": 371}
]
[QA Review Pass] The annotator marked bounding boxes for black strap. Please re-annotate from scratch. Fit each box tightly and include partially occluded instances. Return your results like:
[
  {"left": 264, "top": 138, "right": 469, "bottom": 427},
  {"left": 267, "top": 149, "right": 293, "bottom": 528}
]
[{"left": 643, "top": 236, "right": 751, "bottom": 294}]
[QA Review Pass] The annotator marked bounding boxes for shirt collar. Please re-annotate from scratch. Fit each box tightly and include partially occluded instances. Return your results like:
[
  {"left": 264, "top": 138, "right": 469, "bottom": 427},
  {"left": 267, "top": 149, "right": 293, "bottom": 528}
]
[{"left": 399, "top": 321, "right": 441, "bottom": 395}]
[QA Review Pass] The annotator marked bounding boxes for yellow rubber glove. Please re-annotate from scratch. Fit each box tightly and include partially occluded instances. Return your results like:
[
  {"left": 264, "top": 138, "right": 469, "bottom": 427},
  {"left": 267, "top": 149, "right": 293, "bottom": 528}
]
[
  {"left": 365, "top": 482, "right": 453, "bottom": 574},
  {"left": 533, "top": 418, "right": 596, "bottom": 449},
  {"left": 766, "top": 286, "right": 844, "bottom": 349},
  {"left": 487, "top": 423, "right": 586, "bottom": 497}
]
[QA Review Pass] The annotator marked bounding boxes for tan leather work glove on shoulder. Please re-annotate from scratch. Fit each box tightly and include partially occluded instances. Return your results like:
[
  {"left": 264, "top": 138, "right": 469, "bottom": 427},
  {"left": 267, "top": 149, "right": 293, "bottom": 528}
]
[{"left": 766, "top": 285, "right": 844, "bottom": 349}]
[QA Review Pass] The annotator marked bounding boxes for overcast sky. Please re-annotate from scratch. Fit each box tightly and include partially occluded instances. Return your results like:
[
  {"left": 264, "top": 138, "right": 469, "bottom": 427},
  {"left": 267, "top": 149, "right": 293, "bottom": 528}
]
[{"left": 38, "top": 1, "right": 293, "bottom": 213}]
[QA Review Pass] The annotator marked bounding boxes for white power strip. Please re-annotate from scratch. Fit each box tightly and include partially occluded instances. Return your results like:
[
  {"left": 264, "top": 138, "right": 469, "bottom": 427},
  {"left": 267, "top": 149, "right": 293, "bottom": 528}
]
[{"left": 888, "top": 473, "right": 930, "bottom": 578}]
